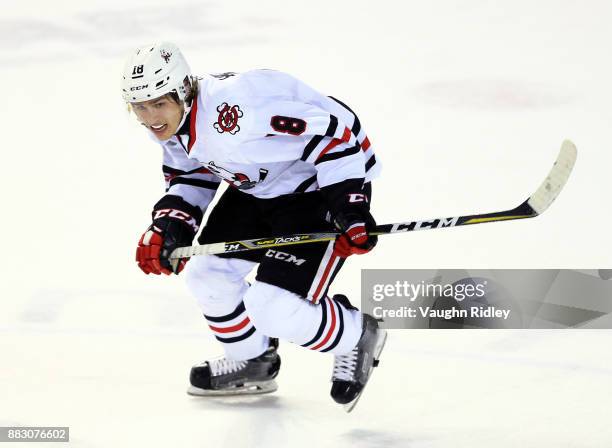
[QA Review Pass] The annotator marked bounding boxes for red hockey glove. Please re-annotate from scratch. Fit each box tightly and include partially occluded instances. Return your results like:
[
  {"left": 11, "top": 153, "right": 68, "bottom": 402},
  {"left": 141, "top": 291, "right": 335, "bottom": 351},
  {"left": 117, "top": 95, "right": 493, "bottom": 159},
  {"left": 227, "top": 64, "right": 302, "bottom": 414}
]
[
  {"left": 332, "top": 211, "right": 377, "bottom": 257},
  {"left": 136, "top": 197, "right": 201, "bottom": 275},
  {"left": 321, "top": 179, "right": 378, "bottom": 258},
  {"left": 334, "top": 221, "right": 376, "bottom": 257},
  {"left": 137, "top": 225, "right": 170, "bottom": 275}
]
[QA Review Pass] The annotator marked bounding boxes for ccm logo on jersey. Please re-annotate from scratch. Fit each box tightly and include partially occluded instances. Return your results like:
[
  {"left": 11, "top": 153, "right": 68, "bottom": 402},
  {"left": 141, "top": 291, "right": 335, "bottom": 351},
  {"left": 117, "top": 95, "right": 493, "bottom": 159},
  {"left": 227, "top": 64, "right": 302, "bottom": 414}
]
[
  {"left": 153, "top": 209, "right": 199, "bottom": 232},
  {"left": 347, "top": 193, "right": 368, "bottom": 203},
  {"left": 265, "top": 250, "right": 306, "bottom": 266}
]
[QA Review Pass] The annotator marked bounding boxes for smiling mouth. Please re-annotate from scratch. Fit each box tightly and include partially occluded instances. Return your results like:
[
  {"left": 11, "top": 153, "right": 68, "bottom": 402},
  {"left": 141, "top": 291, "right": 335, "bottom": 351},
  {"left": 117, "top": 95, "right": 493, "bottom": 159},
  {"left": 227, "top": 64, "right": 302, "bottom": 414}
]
[{"left": 150, "top": 124, "right": 167, "bottom": 133}]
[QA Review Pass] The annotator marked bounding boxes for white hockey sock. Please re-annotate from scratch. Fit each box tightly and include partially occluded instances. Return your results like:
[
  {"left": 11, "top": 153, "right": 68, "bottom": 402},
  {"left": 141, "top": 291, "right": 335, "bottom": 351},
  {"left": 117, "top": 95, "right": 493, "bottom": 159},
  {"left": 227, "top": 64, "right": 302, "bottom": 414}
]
[
  {"left": 243, "top": 281, "right": 362, "bottom": 355},
  {"left": 185, "top": 256, "right": 269, "bottom": 361}
]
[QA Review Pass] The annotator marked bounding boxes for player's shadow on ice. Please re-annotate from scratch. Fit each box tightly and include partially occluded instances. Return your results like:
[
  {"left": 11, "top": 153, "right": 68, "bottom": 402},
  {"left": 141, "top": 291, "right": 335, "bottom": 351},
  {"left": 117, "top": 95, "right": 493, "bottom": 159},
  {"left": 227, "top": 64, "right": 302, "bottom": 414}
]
[
  {"left": 342, "top": 429, "right": 414, "bottom": 447},
  {"left": 188, "top": 394, "right": 285, "bottom": 410}
]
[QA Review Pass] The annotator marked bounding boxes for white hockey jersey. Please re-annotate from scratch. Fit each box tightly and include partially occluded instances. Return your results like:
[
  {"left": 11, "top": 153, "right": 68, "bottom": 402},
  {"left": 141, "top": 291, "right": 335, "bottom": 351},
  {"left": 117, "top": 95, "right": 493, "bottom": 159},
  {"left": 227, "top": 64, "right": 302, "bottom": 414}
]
[{"left": 157, "top": 70, "right": 381, "bottom": 213}]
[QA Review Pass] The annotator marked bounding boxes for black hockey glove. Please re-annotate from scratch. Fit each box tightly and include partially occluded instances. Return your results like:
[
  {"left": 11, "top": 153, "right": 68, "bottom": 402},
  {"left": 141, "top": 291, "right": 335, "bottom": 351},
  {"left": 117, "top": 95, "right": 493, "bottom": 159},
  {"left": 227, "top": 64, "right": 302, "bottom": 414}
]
[
  {"left": 136, "top": 196, "right": 202, "bottom": 275},
  {"left": 320, "top": 179, "right": 378, "bottom": 257}
]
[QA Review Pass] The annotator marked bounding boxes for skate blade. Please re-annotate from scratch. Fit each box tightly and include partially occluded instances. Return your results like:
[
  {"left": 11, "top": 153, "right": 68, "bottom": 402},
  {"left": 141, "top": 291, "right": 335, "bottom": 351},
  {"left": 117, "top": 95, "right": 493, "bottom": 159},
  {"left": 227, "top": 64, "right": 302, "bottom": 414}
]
[
  {"left": 343, "top": 330, "right": 388, "bottom": 413},
  {"left": 187, "top": 380, "right": 278, "bottom": 397}
]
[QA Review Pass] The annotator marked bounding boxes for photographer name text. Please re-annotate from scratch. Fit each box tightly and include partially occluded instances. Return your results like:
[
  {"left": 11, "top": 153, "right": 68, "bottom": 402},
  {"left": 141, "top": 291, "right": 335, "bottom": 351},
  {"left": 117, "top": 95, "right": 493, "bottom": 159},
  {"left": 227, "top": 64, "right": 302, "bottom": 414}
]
[{"left": 372, "top": 306, "right": 511, "bottom": 320}]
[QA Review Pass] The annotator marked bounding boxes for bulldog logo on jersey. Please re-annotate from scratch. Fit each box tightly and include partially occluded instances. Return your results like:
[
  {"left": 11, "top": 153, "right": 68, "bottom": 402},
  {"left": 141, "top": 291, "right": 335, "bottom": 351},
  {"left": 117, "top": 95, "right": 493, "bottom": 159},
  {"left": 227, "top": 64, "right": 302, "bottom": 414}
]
[
  {"left": 207, "top": 162, "right": 268, "bottom": 190},
  {"left": 214, "top": 103, "right": 243, "bottom": 135}
]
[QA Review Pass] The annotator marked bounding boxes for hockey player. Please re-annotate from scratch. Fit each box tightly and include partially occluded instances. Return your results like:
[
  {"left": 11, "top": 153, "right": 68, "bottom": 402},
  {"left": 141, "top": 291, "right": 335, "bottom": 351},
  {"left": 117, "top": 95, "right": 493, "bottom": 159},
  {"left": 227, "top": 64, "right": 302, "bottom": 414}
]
[{"left": 122, "top": 42, "right": 387, "bottom": 411}]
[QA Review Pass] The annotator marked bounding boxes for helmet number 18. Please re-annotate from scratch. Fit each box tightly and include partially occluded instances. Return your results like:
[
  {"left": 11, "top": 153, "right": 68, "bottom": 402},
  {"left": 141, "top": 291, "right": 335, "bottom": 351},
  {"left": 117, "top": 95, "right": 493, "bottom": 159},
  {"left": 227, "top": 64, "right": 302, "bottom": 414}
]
[{"left": 132, "top": 65, "right": 144, "bottom": 77}]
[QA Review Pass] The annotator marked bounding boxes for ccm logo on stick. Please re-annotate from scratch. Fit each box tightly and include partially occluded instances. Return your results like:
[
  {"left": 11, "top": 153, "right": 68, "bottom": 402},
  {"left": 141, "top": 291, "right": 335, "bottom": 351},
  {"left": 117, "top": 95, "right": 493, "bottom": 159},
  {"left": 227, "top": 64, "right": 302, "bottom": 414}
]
[{"left": 265, "top": 250, "right": 306, "bottom": 266}]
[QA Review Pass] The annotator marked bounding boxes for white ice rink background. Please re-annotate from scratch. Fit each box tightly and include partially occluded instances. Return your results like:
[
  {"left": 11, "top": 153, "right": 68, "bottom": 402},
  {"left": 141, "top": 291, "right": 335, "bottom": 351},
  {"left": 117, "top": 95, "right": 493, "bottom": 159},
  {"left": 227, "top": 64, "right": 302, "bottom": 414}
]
[{"left": 1, "top": 1, "right": 611, "bottom": 446}]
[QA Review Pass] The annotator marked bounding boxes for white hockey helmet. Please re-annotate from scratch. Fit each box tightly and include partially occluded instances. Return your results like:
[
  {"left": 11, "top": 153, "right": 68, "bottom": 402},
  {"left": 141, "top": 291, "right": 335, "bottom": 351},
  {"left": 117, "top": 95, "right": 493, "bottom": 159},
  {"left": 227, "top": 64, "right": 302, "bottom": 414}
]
[{"left": 121, "top": 42, "right": 192, "bottom": 104}]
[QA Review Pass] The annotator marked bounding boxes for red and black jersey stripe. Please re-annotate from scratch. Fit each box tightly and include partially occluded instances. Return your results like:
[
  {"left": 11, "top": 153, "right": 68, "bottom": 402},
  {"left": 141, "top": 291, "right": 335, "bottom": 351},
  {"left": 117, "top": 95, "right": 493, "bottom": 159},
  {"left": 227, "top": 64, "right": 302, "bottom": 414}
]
[
  {"left": 314, "top": 143, "right": 361, "bottom": 165},
  {"left": 163, "top": 164, "right": 220, "bottom": 192},
  {"left": 329, "top": 96, "right": 361, "bottom": 137},
  {"left": 301, "top": 115, "right": 339, "bottom": 161},
  {"left": 328, "top": 96, "right": 377, "bottom": 173}
]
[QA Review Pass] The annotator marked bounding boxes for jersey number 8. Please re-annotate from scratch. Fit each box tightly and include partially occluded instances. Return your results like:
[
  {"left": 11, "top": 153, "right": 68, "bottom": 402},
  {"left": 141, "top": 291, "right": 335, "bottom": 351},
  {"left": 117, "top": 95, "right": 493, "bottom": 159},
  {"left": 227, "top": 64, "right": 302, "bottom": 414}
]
[{"left": 270, "top": 115, "right": 307, "bottom": 136}]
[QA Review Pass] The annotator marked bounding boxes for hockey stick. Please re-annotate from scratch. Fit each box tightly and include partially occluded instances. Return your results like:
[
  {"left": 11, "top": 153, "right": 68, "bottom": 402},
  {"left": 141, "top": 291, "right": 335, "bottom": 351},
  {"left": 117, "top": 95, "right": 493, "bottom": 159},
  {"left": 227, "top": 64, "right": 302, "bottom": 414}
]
[{"left": 170, "top": 140, "right": 577, "bottom": 260}]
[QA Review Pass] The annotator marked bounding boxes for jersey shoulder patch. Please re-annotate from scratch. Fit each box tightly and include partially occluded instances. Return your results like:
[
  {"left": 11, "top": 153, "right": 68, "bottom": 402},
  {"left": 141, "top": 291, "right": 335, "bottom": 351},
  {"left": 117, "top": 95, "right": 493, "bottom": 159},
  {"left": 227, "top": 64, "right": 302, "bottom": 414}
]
[{"left": 212, "top": 101, "right": 245, "bottom": 136}]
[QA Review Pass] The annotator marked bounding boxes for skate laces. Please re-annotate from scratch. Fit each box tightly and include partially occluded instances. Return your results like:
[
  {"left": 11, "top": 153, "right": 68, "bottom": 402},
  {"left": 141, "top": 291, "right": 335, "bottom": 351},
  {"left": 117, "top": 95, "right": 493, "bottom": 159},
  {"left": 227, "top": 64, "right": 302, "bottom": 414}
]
[
  {"left": 209, "top": 357, "right": 247, "bottom": 377},
  {"left": 332, "top": 347, "right": 359, "bottom": 381}
]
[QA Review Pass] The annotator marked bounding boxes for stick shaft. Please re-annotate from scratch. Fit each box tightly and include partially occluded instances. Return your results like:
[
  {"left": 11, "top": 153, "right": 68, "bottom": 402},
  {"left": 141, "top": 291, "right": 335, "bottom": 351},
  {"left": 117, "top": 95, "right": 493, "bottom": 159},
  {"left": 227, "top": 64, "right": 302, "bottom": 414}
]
[
  {"left": 170, "top": 140, "right": 576, "bottom": 260},
  {"left": 170, "top": 201, "right": 536, "bottom": 259}
]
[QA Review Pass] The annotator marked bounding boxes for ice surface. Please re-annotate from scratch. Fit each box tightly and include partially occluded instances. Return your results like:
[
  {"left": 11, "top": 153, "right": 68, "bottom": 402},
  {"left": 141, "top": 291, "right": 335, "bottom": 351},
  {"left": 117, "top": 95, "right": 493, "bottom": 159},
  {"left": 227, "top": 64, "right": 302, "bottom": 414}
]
[{"left": 1, "top": 0, "right": 611, "bottom": 446}]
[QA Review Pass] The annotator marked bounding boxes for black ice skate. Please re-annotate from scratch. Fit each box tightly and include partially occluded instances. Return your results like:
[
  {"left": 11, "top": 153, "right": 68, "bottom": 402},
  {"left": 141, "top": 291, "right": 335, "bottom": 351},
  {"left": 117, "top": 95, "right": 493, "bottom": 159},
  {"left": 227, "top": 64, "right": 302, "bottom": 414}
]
[
  {"left": 188, "top": 339, "right": 281, "bottom": 396},
  {"left": 330, "top": 313, "right": 387, "bottom": 412}
]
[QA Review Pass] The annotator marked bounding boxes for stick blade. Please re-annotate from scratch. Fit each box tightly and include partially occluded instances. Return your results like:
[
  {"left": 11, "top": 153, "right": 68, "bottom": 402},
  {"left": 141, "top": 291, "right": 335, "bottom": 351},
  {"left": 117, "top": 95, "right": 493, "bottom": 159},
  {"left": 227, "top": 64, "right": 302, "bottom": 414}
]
[{"left": 527, "top": 140, "right": 577, "bottom": 215}]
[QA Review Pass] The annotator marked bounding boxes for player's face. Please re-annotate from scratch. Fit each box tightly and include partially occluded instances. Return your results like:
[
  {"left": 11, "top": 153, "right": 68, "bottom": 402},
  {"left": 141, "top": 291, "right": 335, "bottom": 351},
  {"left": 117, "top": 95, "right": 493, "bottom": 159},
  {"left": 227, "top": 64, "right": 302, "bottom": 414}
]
[{"left": 131, "top": 95, "right": 184, "bottom": 141}]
